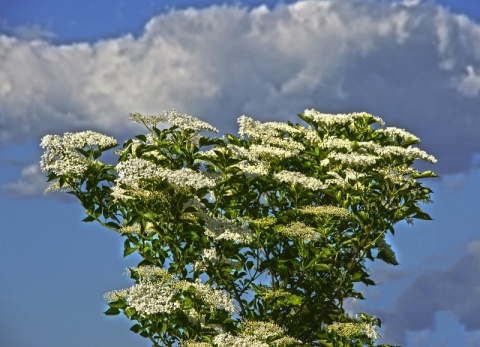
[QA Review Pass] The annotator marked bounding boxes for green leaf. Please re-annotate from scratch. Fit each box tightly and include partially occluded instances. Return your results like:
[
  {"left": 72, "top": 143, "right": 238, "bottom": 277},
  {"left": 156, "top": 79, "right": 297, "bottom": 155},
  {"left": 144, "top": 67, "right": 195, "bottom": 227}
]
[
  {"left": 412, "top": 170, "right": 438, "bottom": 178},
  {"left": 413, "top": 211, "right": 433, "bottom": 220},
  {"left": 130, "top": 324, "right": 142, "bottom": 333},
  {"left": 286, "top": 294, "right": 303, "bottom": 306},
  {"left": 135, "top": 134, "right": 147, "bottom": 142},
  {"left": 109, "top": 300, "right": 126, "bottom": 308},
  {"left": 315, "top": 263, "right": 331, "bottom": 272},
  {"left": 82, "top": 215, "right": 96, "bottom": 222},
  {"left": 104, "top": 307, "right": 120, "bottom": 316}
]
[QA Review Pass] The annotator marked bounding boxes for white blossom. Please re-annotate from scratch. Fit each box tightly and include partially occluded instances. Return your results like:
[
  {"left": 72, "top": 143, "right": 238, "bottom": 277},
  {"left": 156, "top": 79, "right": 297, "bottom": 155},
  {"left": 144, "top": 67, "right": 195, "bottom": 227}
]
[
  {"left": 213, "top": 333, "right": 268, "bottom": 347},
  {"left": 204, "top": 216, "right": 253, "bottom": 243},
  {"left": 240, "top": 321, "right": 293, "bottom": 342},
  {"left": 114, "top": 158, "right": 216, "bottom": 193},
  {"left": 39, "top": 131, "right": 117, "bottom": 176},
  {"left": 359, "top": 142, "right": 437, "bottom": 163},
  {"left": 278, "top": 222, "right": 318, "bottom": 240},
  {"left": 228, "top": 142, "right": 296, "bottom": 162},
  {"left": 298, "top": 205, "right": 350, "bottom": 218},
  {"left": 327, "top": 152, "right": 378, "bottom": 166},
  {"left": 130, "top": 110, "right": 218, "bottom": 133},
  {"left": 127, "top": 281, "right": 181, "bottom": 316},
  {"left": 274, "top": 170, "right": 328, "bottom": 191},
  {"left": 376, "top": 127, "right": 419, "bottom": 142},
  {"left": 177, "top": 279, "right": 236, "bottom": 313},
  {"left": 325, "top": 322, "right": 380, "bottom": 340},
  {"left": 194, "top": 247, "right": 233, "bottom": 272},
  {"left": 250, "top": 144, "right": 298, "bottom": 160},
  {"left": 238, "top": 116, "right": 304, "bottom": 152},
  {"left": 181, "top": 341, "right": 213, "bottom": 347},
  {"left": 235, "top": 160, "right": 269, "bottom": 176},
  {"left": 238, "top": 115, "right": 301, "bottom": 138},
  {"left": 320, "top": 136, "right": 353, "bottom": 150},
  {"left": 303, "top": 109, "right": 385, "bottom": 127},
  {"left": 105, "top": 267, "right": 235, "bottom": 317},
  {"left": 325, "top": 170, "right": 366, "bottom": 188},
  {"left": 374, "top": 166, "right": 418, "bottom": 184}
]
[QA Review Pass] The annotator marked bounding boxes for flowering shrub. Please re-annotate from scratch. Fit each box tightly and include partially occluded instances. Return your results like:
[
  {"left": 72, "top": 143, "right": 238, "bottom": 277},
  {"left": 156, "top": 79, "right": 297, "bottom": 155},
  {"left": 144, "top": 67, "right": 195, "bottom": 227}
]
[{"left": 40, "top": 109, "right": 437, "bottom": 346}]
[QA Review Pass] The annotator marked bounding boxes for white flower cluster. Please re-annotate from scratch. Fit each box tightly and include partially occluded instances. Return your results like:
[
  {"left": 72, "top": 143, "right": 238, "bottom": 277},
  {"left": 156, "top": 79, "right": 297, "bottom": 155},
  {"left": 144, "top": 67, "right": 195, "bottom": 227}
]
[
  {"left": 127, "top": 281, "right": 181, "bottom": 316},
  {"left": 240, "top": 321, "right": 301, "bottom": 346},
  {"left": 298, "top": 205, "right": 350, "bottom": 218},
  {"left": 231, "top": 116, "right": 304, "bottom": 167},
  {"left": 325, "top": 322, "right": 380, "bottom": 340},
  {"left": 211, "top": 321, "right": 300, "bottom": 347},
  {"left": 255, "top": 286, "right": 289, "bottom": 302},
  {"left": 359, "top": 142, "right": 437, "bottom": 163},
  {"left": 113, "top": 158, "right": 216, "bottom": 198},
  {"left": 327, "top": 152, "right": 378, "bottom": 166},
  {"left": 238, "top": 115, "right": 301, "bottom": 137},
  {"left": 118, "top": 222, "right": 156, "bottom": 234},
  {"left": 235, "top": 160, "right": 269, "bottom": 176},
  {"left": 194, "top": 247, "right": 234, "bottom": 272},
  {"left": 105, "top": 267, "right": 180, "bottom": 317},
  {"left": 40, "top": 131, "right": 117, "bottom": 176},
  {"left": 376, "top": 127, "right": 419, "bottom": 142},
  {"left": 105, "top": 267, "right": 235, "bottom": 317},
  {"left": 278, "top": 222, "right": 318, "bottom": 240},
  {"left": 213, "top": 333, "right": 269, "bottom": 347},
  {"left": 204, "top": 217, "right": 253, "bottom": 243},
  {"left": 181, "top": 341, "right": 212, "bottom": 347},
  {"left": 249, "top": 144, "right": 298, "bottom": 159},
  {"left": 130, "top": 110, "right": 218, "bottom": 133},
  {"left": 325, "top": 170, "right": 366, "bottom": 188},
  {"left": 374, "top": 167, "right": 418, "bottom": 184},
  {"left": 320, "top": 136, "right": 353, "bottom": 150},
  {"left": 274, "top": 170, "right": 328, "bottom": 191},
  {"left": 303, "top": 109, "right": 385, "bottom": 127},
  {"left": 177, "top": 279, "right": 236, "bottom": 314},
  {"left": 227, "top": 144, "right": 297, "bottom": 161},
  {"left": 240, "top": 321, "right": 283, "bottom": 340},
  {"left": 238, "top": 115, "right": 303, "bottom": 150}
]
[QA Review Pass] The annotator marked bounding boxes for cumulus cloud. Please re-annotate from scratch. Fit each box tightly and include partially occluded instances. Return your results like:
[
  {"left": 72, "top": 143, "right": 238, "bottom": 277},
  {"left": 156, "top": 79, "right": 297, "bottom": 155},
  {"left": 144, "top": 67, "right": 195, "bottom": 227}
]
[
  {"left": 4, "top": 164, "right": 47, "bottom": 196},
  {"left": 0, "top": 20, "right": 55, "bottom": 41},
  {"left": 374, "top": 240, "right": 480, "bottom": 344},
  {"left": 1, "top": 0, "right": 480, "bottom": 179}
]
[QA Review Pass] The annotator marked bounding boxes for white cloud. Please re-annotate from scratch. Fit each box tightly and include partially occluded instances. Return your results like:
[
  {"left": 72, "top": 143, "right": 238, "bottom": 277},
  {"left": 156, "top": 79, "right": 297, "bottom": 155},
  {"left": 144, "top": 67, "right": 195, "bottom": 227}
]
[
  {"left": 4, "top": 163, "right": 47, "bottom": 196},
  {"left": 368, "top": 240, "right": 480, "bottom": 345},
  {"left": 0, "top": 20, "right": 55, "bottom": 41},
  {"left": 1, "top": 0, "right": 480, "bottom": 177},
  {"left": 457, "top": 65, "right": 480, "bottom": 97}
]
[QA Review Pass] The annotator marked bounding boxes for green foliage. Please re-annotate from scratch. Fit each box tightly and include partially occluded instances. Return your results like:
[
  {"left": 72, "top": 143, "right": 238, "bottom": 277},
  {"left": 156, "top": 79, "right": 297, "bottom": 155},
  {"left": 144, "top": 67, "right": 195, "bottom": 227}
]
[{"left": 40, "top": 109, "right": 437, "bottom": 346}]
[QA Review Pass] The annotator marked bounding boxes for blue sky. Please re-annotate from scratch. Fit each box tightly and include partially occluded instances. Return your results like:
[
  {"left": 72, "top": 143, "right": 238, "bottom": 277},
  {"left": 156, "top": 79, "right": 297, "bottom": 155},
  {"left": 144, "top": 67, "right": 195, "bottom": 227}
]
[{"left": 1, "top": 0, "right": 480, "bottom": 346}]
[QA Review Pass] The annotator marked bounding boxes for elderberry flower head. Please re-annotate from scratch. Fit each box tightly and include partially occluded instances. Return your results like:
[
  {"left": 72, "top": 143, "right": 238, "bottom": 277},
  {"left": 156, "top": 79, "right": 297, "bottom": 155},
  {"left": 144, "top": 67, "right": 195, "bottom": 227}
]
[
  {"left": 376, "top": 127, "right": 419, "bottom": 142},
  {"left": 130, "top": 110, "right": 218, "bottom": 133},
  {"left": 274, "top": 171, "right": 328, "bottom": 191},
  {"left": 127, "top": 281, "right": 181, "bottom": 316},
  {"left": 238, "top": 116, "right": 304, "bottom": 152},
  {"left": 113, "top": 158, "right": 216, "bottom": 198},
  {"left": 278, "top": 222, "right": 318, "bottom": 240},
  {"left": 40, "top": 131, "right": 117, "bottom": 177},
  {"left": 327, "top": 152, "right": 378, "bottom": 166},
  {"left": 358, "top": 142, "right": 437, "bottom": 163},
  {"left": 194, "top": 247, "right": 227, "bottom": 272},
  {"left": 326, "top": 321, "right": 380, "bottom": 340},
  {"left": 213, "top": 333, "right": 269, "bottom": 347},
  {"left": 240, "top": 321, "right": 301, "bottom": 345},
  {"left": 298, "top": 205, "right": 350, "bottom": 218},
  {"left": 303, "top": 109, "right": 385, "bottom": 127},
  {"left": 177, "top": 279, "right": 236, "bottom": 313},
  {"left": 204, "top": 216, "right": 253, "bottom": 243}
]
